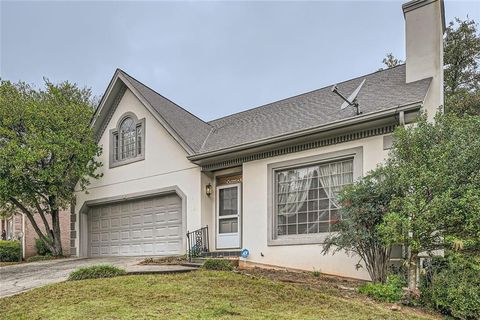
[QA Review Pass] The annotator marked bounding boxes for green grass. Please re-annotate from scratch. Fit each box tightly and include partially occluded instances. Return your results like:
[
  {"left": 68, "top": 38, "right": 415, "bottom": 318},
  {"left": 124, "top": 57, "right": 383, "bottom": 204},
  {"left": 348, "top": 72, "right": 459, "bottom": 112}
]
[{"left": 0, "top": 271, "right": 437, "bottom": 320}]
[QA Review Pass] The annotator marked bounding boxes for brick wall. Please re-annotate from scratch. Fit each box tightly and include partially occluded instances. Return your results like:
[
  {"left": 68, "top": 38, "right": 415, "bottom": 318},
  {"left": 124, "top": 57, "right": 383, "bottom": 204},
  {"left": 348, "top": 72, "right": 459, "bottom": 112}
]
[{"left": 23, "top": 209, "right": 71, "bottom": 257}]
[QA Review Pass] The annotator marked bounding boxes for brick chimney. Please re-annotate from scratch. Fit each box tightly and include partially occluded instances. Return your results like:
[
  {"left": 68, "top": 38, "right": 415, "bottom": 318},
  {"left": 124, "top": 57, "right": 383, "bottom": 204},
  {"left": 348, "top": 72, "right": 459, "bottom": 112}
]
[{"left": 403, "top": 0, "right": 445, "bottom": 120}]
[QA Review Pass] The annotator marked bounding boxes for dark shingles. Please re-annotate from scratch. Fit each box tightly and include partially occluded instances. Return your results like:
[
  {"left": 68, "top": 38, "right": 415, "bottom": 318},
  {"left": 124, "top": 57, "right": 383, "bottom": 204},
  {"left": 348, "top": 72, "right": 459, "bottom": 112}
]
[
  {"left": 200, "top": 65, "right": 431, "bottom": 153},
  {"left": 119, "top": 70, "right": 213, "bottom": 153},
  {"left": 117, "top": 65, "right": 431, "bottom": 155}
]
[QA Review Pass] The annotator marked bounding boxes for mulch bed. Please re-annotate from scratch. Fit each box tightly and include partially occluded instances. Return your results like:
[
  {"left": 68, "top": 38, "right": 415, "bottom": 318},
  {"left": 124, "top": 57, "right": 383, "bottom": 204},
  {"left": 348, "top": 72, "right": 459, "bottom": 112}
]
[
  {"left": 140, "top": 255, "right": 188, "bottom": 265},
  {"left": 237, "top": 267, "right": 365, "bottom": 299}
]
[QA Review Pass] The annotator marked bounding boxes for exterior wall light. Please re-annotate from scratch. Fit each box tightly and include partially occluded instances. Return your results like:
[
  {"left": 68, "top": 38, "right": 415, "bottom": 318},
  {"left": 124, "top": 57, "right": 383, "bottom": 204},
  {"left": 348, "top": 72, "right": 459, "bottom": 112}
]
[{"left": 205, "top": 183, "right": 212, "bottom": 197}]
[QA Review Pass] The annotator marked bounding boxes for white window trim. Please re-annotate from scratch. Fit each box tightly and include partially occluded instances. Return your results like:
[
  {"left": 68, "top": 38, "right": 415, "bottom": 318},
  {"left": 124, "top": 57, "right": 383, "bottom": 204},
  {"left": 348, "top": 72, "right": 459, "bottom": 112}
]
[
  {"left": 267, "top": 146, "right": 363, "bottom": 246},
  {"left": 109, "top": 112, "right": 146, "bottom": 168}
]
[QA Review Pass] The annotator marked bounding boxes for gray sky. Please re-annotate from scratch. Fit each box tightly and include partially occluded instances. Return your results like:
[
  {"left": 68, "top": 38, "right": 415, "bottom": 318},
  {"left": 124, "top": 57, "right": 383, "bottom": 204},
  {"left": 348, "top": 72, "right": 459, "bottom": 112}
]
[{"left": 1, "top": 0, "right": 479, "bottom": 121}]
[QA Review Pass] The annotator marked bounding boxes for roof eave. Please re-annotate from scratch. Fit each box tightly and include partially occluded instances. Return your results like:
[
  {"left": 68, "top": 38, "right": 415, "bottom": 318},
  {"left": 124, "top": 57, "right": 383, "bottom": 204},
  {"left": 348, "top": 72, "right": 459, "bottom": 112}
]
[
  {"left": 188, "top": 101, "right": 423, "bottom": 162},
  {"left": 91, "top": 70, "right": 196, "bottom": 155}
]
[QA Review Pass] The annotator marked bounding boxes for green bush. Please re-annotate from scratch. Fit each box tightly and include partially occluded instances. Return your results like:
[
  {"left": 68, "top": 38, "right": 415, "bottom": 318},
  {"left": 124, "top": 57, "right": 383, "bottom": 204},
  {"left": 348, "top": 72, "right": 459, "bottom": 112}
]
[
  {"left": 358, "top": 275, "right": 406, "bottom": 303},
  {"left": 420, "top": 253, "right": 480, "bottom": 320},
  {"left": 68, "top": 264, "right": 126, "bottom": 281},
  {"left": 35, "top": 237, "right": 52, "bottom": 256},
  {"left": 0, "top": 240, "right": 21, "bottom": 262},
  {"left": 202, "top": 259, "right": 234, "bottom": 271},
  {"left": 26, "top": 255, "right": 55, "bottom": 262}
]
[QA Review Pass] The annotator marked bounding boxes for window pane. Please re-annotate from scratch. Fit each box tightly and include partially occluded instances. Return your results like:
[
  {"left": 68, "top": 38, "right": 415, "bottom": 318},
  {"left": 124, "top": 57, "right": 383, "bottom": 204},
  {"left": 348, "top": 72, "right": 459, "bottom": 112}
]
[
  {"left": 298, "top": 223, "right": 308, "bottom": 234},
  {"left": 219, "top": 187, "right": 238, "bottom": 216},
  {"left": 275, "top": 159, "right": 353, "bottom": 237},
  {"left": 219, "top": 218, "right": 238, "bottom": 233},
  {"left": 119, "top": 117, "right": 136, "bottom": 160}
]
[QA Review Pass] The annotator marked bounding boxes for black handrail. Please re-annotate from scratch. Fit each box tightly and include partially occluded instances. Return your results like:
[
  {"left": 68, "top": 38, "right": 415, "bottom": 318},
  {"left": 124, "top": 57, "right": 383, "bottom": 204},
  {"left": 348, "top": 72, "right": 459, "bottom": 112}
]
[{"left": 186, "top": 226, "right": 209, "bottom": 261}]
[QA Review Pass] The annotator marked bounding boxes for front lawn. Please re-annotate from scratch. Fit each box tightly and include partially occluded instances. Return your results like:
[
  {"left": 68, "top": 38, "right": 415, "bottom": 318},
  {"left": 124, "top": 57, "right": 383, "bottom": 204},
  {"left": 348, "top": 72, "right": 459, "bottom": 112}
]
[{"left": 0, "top": 271, "right": 438, "bottom": 320}]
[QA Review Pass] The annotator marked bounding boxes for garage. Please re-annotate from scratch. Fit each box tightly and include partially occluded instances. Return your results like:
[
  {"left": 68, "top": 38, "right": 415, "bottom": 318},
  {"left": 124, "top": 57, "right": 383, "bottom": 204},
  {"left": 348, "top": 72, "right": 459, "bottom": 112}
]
[{"left": 88, "top": 193, "right": 183, "bottom": 256}]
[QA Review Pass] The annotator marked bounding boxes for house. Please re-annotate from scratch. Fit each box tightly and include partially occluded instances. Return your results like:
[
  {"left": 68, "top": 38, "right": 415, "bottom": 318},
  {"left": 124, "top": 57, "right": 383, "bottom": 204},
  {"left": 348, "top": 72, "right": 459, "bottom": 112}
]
[
  {"left": 1, "top": 211, "right": 70, "bottom": 258},
  {"left": 72, "top": 0, "right": 444, "bottom": 280}
]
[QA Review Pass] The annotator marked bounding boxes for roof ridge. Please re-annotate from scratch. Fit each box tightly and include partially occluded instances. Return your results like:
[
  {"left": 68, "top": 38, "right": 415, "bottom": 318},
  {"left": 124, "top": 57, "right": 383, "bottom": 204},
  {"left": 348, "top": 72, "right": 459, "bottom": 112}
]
[
  {"left": 117, "top": 69, "right": 212, "bottom": 129},
  {"left": 208, "top": 64, "right": 407, "bottom": 125}
]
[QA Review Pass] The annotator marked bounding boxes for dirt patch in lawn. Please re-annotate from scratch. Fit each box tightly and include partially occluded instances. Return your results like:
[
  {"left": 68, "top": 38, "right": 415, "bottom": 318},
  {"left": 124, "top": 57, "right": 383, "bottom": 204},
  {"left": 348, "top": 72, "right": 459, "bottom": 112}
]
[
  {"left": 237, "top": 267, "right": 439, "bottom": 319},
  {"left": 139, "top": 255, "right": 188, "bottom": 265},
  {"left": 238, "top": 267, "right": 364, "bottom": 299}
]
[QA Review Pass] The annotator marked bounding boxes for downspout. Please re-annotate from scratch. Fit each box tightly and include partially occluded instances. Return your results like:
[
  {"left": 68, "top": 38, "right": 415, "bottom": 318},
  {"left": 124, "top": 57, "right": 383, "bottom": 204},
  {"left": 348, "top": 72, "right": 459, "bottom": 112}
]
[{"left": 399, "top": 110, "right": 405, "bottom": 126}]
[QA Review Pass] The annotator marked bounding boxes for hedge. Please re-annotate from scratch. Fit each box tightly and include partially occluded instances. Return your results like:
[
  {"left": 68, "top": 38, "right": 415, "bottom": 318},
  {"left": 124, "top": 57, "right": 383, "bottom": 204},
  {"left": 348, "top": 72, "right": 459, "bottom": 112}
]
[{"left": 0, "top": 240, "right": 21, "bottom": 262}]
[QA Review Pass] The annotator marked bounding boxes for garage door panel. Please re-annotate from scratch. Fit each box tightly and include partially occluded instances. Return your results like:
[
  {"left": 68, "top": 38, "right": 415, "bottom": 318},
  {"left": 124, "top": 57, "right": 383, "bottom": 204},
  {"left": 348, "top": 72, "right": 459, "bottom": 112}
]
[{"left": 88, "top": 194, "right": 183, "bottom": 257}]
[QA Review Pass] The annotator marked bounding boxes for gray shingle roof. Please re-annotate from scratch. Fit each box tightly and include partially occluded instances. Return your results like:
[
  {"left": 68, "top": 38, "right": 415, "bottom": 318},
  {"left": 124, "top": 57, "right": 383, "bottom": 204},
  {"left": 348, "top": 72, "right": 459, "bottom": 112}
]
[
  {"left": 201, "top": 65, "right": 431, "bottom": 153},
  {"left": 120, "top": 71, "right": 213, "bottom": 153},
  {"left": 119, "top": 64, "right": 431, "bottom": 155}
]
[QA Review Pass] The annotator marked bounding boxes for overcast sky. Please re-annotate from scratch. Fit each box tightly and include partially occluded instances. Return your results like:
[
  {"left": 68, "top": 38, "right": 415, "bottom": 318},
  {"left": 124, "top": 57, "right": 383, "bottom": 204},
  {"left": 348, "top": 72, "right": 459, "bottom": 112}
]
[{"left": 1, "top": 1, "right": 479, "bottom": 121}]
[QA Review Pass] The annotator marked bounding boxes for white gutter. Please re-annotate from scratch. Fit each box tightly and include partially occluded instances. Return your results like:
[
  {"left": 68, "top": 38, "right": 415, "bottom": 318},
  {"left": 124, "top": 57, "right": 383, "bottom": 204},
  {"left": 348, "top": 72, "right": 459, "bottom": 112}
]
[{"left": 188, "top": 101, "right": 422, "bottom": 161}]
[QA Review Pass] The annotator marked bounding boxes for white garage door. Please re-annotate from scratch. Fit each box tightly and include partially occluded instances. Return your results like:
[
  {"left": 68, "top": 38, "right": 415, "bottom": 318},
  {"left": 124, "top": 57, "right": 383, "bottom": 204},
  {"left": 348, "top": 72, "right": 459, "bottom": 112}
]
[{"left": 88, "top": 194, "right": 183, "bottom": 256}]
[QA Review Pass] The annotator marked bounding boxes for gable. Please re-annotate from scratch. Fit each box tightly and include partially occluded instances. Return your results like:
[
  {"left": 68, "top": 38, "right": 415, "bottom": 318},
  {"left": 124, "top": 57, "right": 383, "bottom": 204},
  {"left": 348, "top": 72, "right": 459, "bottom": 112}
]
[
  {"left": 92, "top": 70, "right": 212, "bottom": 155},
  {"left": 88, "top": 88, "right": 196, "bottom": 189}
]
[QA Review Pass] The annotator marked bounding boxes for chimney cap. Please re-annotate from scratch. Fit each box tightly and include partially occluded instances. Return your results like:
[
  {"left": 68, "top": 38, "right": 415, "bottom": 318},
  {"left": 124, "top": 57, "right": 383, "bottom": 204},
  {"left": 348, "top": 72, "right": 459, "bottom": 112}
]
[{"left": 402, "top": 0, "right": 446, "bottom": 32}]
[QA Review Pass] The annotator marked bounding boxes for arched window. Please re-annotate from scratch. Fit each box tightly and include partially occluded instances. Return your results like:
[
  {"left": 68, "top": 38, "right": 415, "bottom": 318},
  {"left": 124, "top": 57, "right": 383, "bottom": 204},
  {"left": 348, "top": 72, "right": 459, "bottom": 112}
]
[{"left": 110, "top": 112, "right": 145, "bottom": 167}]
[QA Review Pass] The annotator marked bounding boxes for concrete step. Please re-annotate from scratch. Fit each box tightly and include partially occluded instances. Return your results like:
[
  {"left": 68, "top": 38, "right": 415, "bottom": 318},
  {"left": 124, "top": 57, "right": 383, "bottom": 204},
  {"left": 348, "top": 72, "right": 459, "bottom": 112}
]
[{"left": 181, "top": 262, "right": 203, "bottom": 268}]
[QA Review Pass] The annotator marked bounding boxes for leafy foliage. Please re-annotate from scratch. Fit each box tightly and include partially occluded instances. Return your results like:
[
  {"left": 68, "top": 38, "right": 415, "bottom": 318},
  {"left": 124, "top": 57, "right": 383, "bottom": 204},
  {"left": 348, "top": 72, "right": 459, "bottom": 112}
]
[
  {"left": 380, "top": 53, "right": 404, "bottom": 70},
  {"left": 322, "top": 167, "right": 400, "bottom": 283},
  {"left": 0, "top": 79, "right": 102, "bottom": 255},
  {"left": 202, "top": 259, "right": 234, "bottom": 271},
  {"left": 382, "top": 18, "right": 480, "bottom": 116},
  {"left": 444, "top": 18, "right": 480, "bottom": 116},
  {"left": 68, "top": 265, "right": 126, "bottom": 281},
  {"left": 421, "top": 253, "right": 480, "bottom": 320},
  {"left": 358, "top": 275, "right": 406, "bottom": 303},
  {"left": 377, "top": 113, "right": 480, "bottom": 289},
  {"left": 35, "top": 237, "right": 52, "bottom": 256},
  {"left": 0, "top": 240, "right": 21, "bottom": 262}
]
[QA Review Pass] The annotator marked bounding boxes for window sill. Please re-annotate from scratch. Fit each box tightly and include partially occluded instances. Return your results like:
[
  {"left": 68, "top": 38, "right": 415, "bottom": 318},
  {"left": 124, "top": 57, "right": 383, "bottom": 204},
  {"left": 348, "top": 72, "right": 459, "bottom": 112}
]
[
  {"left": 109, "top": 154, "right": 145, "bottom": 169},
  {"left": 268, "top": 233, "right": 331, "bottom": 246}
]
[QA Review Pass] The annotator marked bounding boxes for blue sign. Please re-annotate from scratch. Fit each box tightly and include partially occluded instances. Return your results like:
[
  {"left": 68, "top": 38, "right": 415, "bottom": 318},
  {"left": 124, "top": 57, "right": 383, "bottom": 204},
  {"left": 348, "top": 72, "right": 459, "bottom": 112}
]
[{"left": 241, "top": 248, "right": 249, "bottom": 258}]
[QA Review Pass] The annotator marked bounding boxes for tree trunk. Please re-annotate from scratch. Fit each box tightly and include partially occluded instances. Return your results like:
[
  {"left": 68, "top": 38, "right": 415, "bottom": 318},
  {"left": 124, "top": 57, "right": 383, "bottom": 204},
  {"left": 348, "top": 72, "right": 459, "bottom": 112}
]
[
  {"left": 49, "top": 198, "right": 63, "bottom": 256},
  {"left": 407, "top": 252, "right": 418, "bottom": 291}
]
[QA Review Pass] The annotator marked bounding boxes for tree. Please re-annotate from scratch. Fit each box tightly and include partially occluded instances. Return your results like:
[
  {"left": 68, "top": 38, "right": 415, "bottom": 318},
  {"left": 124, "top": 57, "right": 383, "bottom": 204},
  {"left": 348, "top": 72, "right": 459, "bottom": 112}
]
[
  {"left": 444, "top": 18, "right": 480, "bottom": 116},
  {"left": 380, "top": 53, "right": 404, "bottom": 70},
  {"left": 0, "top": 80, "right": 102, "bottom": 255},
  {"left": 322, "top": 166, "right": 400, "bottom": 283},
  {"left": 378, "top": 113, "right": 480, "bottom": 291},
  {"left": 382, "top": 18, "right": 480, "bottom": 116}
]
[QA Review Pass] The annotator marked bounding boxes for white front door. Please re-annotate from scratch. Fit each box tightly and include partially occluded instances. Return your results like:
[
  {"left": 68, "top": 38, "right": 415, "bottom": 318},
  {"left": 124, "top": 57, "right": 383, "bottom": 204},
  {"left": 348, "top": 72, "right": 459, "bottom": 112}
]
[{"left": 216, "top": 184, "right": 241, "bottom": 249}]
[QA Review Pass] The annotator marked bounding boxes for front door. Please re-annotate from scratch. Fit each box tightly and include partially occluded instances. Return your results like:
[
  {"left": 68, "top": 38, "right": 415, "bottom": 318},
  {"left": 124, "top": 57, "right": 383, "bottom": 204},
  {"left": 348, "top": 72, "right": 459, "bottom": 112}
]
[{"left": 216, "top": 183, "right": 241, "bottom": 249}]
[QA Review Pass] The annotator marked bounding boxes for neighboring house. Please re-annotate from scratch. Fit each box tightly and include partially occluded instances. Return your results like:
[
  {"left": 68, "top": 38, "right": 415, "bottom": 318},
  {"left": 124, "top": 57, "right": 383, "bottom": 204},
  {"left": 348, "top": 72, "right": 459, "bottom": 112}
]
[
  {"left": 0, "top": 211, "right": 70, "bottom": 258},
  {"left": 72, "top": 0, "right": 444, "bottom": 280}
]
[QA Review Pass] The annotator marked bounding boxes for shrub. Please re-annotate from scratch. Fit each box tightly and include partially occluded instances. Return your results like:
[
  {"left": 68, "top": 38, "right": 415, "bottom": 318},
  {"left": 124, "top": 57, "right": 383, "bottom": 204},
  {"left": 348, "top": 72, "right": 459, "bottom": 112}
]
[
  {"left": 421, "top": 253, "right": 480, "bottom": 320},
  {"left": 358, "top": 275, "right": 406, "bottom": 303},
  {"left": 68, "top": 264, "right": 126, "bottom": 281},
  {"left": 35, "top": 237, "right": 52, "bottom": 256},
  {"left": 312, "top": 270, "right": 321, "bottom": 277},
  {"left": 202, "top": 259, "right": 234, "bottom": 271},
  {"left": 26, "top": 255, "right": 55, "bottom": 262},
  {"left": 0, "top": 240, "right": 21, "bottom": 262}
]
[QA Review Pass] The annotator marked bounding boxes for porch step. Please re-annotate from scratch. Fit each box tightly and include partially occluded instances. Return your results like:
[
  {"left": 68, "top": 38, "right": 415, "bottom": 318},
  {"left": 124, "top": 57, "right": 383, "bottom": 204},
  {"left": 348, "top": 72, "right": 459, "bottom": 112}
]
[
  {"left": 201, "top": 251, "right": 242, "bottom": 258},
  {"left": 190, "top": 256, "right": 240, "bottom": 267},
  {"left": 181, "top": 262, "right": 203, "bottom": 268}
]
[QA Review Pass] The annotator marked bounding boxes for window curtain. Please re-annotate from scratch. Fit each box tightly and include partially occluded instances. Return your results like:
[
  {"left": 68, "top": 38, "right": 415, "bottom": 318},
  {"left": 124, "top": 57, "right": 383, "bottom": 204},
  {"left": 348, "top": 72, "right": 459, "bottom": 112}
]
[
  {"left": 277, "top": 167, "right": 315, "bottom": 217},
  {"left": 318, "top": 164, "right": 340, "bottom": 208}
]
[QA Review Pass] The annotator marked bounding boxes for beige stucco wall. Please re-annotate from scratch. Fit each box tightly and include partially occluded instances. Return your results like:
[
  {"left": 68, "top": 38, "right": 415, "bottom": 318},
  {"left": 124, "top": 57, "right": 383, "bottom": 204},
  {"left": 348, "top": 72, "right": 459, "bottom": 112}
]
[
  {"left": 74, "top": 88, "right": 203, "bottom": 256},
  {"left": 404, "top": 0, "right": 444, "bottom": 120},
  {"left": 240, "top": 135, "right": 388, "bottom": 280}
]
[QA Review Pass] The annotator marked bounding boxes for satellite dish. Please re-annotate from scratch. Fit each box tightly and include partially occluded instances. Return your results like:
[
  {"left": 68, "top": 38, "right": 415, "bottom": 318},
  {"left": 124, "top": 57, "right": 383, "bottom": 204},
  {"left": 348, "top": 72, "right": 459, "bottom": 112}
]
[{"left": 331, "top": 78, "right": 366, "bottom": 115}]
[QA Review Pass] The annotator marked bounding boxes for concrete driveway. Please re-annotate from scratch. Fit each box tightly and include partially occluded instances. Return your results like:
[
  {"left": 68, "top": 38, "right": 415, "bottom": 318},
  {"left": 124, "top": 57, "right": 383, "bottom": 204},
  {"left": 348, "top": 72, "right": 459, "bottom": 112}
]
[{"left": 0, "top": 257, "right": 144, "bottom": 298}]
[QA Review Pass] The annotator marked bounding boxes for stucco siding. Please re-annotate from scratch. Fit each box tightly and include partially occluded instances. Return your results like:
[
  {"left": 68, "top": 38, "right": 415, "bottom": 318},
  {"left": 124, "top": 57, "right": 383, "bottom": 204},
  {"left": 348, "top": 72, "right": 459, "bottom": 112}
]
[
  {"left": 241, "top": 135, "right": 387, "bottom": 280},
  {"left": 74, "top": 89, "right": 202, "bottom": 256}
]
